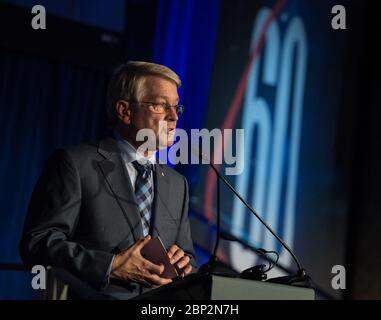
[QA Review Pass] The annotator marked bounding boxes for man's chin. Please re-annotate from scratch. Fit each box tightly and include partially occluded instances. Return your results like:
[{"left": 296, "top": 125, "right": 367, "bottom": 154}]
[{"left": 167, "top": 138, "right": 176, "bottom": 147}]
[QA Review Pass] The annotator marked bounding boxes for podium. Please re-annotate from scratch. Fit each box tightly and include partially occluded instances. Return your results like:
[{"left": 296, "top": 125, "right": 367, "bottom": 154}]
[
  {"left": 133, "top": 273, "right": 315, "bottom": 300},
  {"left": 45, "top": 268, "right": 314, "bottom": 300}
]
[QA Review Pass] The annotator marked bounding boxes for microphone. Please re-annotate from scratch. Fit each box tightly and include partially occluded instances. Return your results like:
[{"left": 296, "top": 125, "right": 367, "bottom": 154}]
[{"left": 193, "top": 148, "right": 310, "bottom": 286}]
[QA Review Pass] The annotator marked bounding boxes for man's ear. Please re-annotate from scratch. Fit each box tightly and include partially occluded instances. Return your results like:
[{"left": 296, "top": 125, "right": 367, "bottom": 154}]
[{"left": 115, "top": 100, "right": 132, "bottom": 124}]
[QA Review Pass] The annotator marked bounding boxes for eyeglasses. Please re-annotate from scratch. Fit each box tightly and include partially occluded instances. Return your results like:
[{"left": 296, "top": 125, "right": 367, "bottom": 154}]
[{"left": 126, "top": 100, "right": 184, "bottom": 117}]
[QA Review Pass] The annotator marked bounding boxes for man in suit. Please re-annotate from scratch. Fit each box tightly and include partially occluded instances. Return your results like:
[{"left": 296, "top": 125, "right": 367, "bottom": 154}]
[{"left": 19, "top": 61, "right": 196, "bottom": 299}]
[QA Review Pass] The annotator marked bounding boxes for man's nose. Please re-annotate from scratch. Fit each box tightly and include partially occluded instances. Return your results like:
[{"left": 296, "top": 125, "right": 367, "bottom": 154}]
[{"left": 166, "top": 106, "right": 178, "bottom": 121}]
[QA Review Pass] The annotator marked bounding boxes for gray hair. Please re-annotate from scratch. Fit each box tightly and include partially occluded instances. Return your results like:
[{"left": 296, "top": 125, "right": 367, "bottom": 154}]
[{"left": 106, "top": 61, "right": 181, "bottom": 127}]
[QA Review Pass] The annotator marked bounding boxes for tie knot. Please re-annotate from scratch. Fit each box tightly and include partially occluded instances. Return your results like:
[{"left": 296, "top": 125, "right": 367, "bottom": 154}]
[{"left": 132, "top": 160, "right": 153, "bottom": 176}]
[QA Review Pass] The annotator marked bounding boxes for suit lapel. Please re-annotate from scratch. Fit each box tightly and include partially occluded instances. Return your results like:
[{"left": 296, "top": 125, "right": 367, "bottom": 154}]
[
  {"left": 152, "top": 163, "right": 170, "bottom": 239},
  {"left": 97, "top": 137, "right": 143, "bottom": 243}
]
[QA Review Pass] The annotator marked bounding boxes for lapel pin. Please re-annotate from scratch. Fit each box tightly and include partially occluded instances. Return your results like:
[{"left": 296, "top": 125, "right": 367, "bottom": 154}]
[{"left": 161, "top": 172, "right": 165, "bottom": 177}]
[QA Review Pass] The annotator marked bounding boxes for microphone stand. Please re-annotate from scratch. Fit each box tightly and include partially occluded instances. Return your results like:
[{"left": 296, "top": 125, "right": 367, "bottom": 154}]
[
  {"left": 197, "top": 153, "right": 310, "bottom": 287},
  {"left": 198, "top": 166, "right": 238, "bottom": 277}
]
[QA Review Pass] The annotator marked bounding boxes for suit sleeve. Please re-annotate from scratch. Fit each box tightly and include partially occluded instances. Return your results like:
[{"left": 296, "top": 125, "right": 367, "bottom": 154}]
[
  {"left": 19, "top": 149, "right": 114, "bottom": 289},
  {"left": 175, "top": 176, "right": 198, "bottom": 270}
]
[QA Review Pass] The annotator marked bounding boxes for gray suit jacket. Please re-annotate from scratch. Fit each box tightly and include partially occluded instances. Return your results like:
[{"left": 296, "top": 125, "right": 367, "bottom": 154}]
[{"left": 19, "top": 137, "right": 196, "bottom": 298}]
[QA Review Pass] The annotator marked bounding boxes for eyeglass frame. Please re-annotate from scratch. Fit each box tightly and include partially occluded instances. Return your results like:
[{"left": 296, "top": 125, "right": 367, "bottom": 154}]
[{"left": 122, "top": 99, "right": 185, "bottom": 116}]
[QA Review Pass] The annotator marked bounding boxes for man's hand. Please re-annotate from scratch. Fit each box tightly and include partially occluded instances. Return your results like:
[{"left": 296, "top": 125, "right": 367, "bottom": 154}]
[
  {"left": 167, "top": 244, "right": 192, "bottom": 276},
  {"left": 110, "top": 235, "right": 172, "bottom": 288}
]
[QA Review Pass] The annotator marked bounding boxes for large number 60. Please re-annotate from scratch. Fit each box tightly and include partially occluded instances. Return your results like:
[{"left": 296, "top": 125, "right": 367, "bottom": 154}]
[{"left": 231, "top": 7, "right": 307, "bottom": 272}]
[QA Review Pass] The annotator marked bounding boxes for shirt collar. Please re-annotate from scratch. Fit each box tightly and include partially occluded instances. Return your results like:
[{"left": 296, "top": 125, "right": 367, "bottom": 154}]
[{"left": 114, "top": 129, "right": 156, "bottom": 165}]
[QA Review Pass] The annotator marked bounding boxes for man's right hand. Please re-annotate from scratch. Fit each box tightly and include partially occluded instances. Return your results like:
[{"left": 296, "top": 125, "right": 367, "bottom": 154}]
[{"left": 110, "top": 235, "right": 172, "bottom": 288}]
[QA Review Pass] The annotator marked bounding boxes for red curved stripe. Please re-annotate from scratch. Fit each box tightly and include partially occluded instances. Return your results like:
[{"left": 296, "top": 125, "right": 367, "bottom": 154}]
[{"left": 204, "top": 0, "right": 288, "bottom": 221}]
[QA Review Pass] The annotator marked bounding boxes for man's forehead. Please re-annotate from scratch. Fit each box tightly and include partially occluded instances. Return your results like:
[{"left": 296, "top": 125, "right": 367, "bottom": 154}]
[
  {"left": 141, "top": 85, "right": 179, "bottom": 99},
  {"left": 141, "top": 76, "right": 179, "bottom": 100}
]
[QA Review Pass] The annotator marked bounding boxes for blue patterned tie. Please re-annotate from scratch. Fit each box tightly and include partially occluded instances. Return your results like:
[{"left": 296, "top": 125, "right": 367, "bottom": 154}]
[{"left": 132, "top": 160, "right": 153, "bottom": 237}]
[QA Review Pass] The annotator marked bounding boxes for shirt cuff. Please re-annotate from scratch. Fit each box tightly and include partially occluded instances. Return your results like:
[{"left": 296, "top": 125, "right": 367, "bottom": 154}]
[{"left": 104, "top": 255, "right": 115, "bottom": 286}]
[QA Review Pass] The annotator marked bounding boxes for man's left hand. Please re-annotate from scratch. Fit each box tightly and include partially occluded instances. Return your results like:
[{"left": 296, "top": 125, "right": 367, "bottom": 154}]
[{"left": 167, "top": 244, "right": 192, "bottom": 276}]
